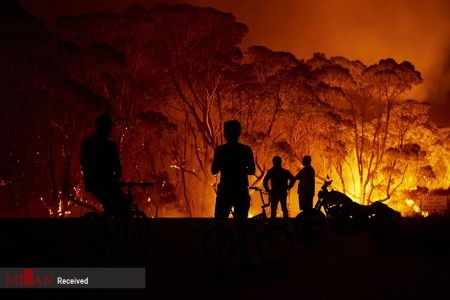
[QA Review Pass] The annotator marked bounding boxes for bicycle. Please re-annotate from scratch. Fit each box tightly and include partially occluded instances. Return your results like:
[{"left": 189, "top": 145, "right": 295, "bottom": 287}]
[
  {"left": 249, "top": 186, "right": 293, "bottom": 265},
  {"left": 75, "top": 181, "right": 154, "bottom": 265},
  {"left": 81, "top": 181, "right": 153, "bottom": 220},
  {"left": 202, "top": 186, "right": 293, "bottom": 268}
]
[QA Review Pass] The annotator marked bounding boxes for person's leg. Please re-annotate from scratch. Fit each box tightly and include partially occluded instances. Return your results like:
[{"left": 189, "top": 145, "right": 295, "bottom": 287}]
[
  {"left": 280, "top": 194, "right": 288, "bottom": 219},
  {"left": 298, "top": 193, "right": 303, "bottom": 213},
  {"left": 233, "top": 193, "right": 252, "bottom": 268},
  {"left": 233, "top": 193, "right": 250, "bottom": 222},
  {"left": 214, "top": 194, "right": 232, "bottom": 220},
  {"left": 270, "top": 194, "right": 279, "bottom": 219},
  {"left": 305, "top": 193, "right": 314, "bottom": 213},
  {"left": 300, "top": 193, "right": 313, "bottom": 214},
  {"left": 299, "top": 194, "right": 307, "bottom": 213}
]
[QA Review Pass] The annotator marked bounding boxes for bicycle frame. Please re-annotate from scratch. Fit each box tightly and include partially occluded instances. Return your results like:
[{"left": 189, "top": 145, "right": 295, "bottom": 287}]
[
  {"left": 249, "top": 186, "right": 271, "bottom": 219},
  {"left": 75, "top": 181, "right": 155, "bottom": 219},
  {"left": 120, "top": 181, "right": 154, "bottom": 197},
  {"left": 120, "top": 182, "right": 154, "bottom": 208}
]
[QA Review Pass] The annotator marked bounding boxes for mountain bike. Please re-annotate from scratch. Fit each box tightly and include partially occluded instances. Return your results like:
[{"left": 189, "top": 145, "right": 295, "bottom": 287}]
[
  {"left": 202, "top": 186, "right": 293, "bottom": 268},
  {"left": 75, "top": 181, "right": 154, "bottom": 265},
  {"left": 249, "top": 186, "right": 293, "bottom": 265}
]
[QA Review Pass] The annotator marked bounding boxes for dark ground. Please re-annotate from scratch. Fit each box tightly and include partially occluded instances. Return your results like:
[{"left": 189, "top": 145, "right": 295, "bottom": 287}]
[{"left": 0, "top": 217, "right": 449, "bottom": 299}]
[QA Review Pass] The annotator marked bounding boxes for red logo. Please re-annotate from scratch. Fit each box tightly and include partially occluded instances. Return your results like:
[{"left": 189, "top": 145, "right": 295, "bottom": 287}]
[{"left": 5, "top": 269, "right": 54, "bottom": 287}]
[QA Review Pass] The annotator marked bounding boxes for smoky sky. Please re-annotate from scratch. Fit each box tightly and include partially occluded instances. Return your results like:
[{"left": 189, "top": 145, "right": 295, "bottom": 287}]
[{"left": 19, "top": 0, "right": 450, "bottom": 125}]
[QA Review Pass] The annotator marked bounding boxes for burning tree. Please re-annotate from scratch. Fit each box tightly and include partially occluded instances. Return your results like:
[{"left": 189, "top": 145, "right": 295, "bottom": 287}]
[
  {"left": 56, "top": 4, "right": 250, "bottom": 216},
  {"left": 1, "top": 1, "right": 450, "bottom": 217},
  {"left": 0, "top": 1, "right": 110, "bottom": 216}
]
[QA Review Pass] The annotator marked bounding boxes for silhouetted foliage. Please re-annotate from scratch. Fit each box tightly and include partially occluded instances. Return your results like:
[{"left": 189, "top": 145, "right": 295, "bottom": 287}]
[{"left": 1, "top": 0, "right": 449, "bottom": 216}]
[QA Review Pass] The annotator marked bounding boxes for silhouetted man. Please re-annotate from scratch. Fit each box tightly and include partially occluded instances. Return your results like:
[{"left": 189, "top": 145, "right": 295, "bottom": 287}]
[
  {"left": 211, "top": 120, "right": 255, "bottom": 221},
  {"left": 263, "top": 156, "right": 295, "bottom": 219},
  {"left": 295, "top": 155, "right": 315, "bottom": 213},
  {"left": 80, "top": 114, "right": 126, "bottom": 218}
]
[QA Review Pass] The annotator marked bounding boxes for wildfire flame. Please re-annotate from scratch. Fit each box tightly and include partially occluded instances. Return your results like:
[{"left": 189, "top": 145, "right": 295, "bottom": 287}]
[{"left": 404, "top": 198, "right": 429, "bottom": 217}]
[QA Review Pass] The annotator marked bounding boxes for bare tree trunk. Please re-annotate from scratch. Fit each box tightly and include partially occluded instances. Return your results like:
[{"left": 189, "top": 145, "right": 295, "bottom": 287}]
[{"left": 180, "top": 170, "right": 193, "bottom": 217}]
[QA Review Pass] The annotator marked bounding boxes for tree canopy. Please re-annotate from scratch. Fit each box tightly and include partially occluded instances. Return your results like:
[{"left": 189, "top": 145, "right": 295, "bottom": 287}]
[{"left": 1, "top": 0, "right": 448, "bottom": 217}]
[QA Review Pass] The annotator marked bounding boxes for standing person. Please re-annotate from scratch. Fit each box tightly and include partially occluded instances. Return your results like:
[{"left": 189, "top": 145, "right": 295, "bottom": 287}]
[
  {"left": 263, "top": 156, "right": 295, "bottom": 219},
  {"left": 211, "top": 120, "right": 255, "bottom": 221},
  {"left": 80, "top": 114, "right": 127, "bottom": 218},
  {"left": 295, "top": 155, "right": 315, "bottom": 213}
]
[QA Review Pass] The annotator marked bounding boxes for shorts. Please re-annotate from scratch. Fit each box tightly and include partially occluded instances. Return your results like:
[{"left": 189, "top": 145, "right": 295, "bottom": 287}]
[{"left": 215, "top": 191, "right": 251, "bottom": 221}]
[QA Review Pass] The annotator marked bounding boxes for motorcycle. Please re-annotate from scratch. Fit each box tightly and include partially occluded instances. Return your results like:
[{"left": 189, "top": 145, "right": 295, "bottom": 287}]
[{"left": 295, "top": 177, "right": 401, "bottom": 243}]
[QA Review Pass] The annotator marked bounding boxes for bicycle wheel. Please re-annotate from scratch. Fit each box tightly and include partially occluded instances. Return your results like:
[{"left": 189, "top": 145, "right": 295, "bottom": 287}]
[
  {"left": 79, "top": 212, "right": 104, "bottom": 241},
  {"left": 256, "top": 225, "right": 293, "bottom": 265},
  {"left": 122, "top": 210, "right": 149, "bottom": 265},
  {"left": 75, "top": 212, "right": 105, "bottom": 264},
  {"left": 130, "top": 209, "right": 147, "bottom": 234},
  {"left": 129, "top": 209, "right": 149, "bottom": 244},
  {"left": 295, "top": 210, "right": 327, "bottom": 239},
  {"left": 202, "top": 226, "right": 234, "bottom": 267}
]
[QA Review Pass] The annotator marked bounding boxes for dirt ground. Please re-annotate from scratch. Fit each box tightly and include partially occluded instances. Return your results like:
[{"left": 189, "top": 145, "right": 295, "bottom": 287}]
[{"left": 0, "top": 217, "right": 449, "bottom": 299}]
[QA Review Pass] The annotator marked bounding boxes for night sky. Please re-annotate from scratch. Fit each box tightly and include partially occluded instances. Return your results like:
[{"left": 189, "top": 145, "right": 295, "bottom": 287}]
[{"left": 18, "top": 0, "right": 450, "bottom": 125}]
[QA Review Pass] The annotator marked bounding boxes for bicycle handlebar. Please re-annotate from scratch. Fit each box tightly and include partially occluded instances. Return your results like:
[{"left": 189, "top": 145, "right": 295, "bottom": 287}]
[
  {"left": 249, "top": 186, "right": 262, "bottom": 191},
  {"left": 249, "top": 186, "right": 269, "bottom": 194}
]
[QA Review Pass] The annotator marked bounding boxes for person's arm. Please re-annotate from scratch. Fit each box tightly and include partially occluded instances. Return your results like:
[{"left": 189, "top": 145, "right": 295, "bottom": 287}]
[
  {"left": 246, "top": 147, "right": 256, "bottom": 175},
  {"left": 287, "top": 171, "right": 296, "bottom": 189},
  {"left": 211, "top": 147, "right": 220, "bottom": 175},
  {"left": 263, "top": 170, "right": 271, "bottom": 192}
]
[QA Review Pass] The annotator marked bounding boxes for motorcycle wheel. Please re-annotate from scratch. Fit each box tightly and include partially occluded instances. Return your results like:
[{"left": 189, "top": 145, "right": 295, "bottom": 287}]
[
  {"left": 367, "top": 215, "right": 400, "bottom": 245},
  {"left": 328, "top": 216, "right": 347, "bottom": 234}
]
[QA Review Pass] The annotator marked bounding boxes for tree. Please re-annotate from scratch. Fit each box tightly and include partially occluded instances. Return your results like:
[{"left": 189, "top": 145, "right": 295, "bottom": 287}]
[
  {"left": 3, "top": 1, "right": 449, "bottom": 217},
  {"left": 305, "top": 55, "right": 424, "bottom": 204},
  {"left": 0, "top": 1, "right": 108, "bottom": 216}
]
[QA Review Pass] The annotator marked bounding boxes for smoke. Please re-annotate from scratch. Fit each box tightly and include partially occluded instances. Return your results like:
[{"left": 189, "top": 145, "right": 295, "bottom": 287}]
[
  {"left": 18, "top": 0, "right": 450, "bottom": 124},
  {"left": 192, "top": 0, "right": 450, "bottom": 123},
  {"left": 428, "top": 46, "right": 450, "bottom": 126}
]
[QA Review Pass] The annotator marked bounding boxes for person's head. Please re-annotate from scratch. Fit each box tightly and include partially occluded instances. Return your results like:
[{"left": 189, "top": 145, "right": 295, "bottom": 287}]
[
  {"left": 302, "top": 155, "right": 312, "bottom": 166},
  {"left": 272, "top": 156, "right": 282, "bottom": 167},
  {"left": 223, "top": 120, "right": 241, "bottom": 143},
  {"left": 95, "top": 114, "right": 113, "bottom": 137}
]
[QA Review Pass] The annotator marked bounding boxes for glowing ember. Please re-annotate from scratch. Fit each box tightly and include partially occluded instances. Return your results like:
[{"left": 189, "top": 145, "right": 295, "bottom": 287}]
[{"left": 2, "top": 1, "right": 450, "bottom": 218}]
